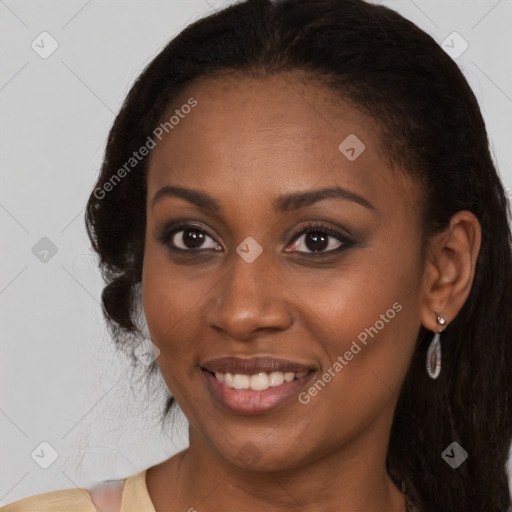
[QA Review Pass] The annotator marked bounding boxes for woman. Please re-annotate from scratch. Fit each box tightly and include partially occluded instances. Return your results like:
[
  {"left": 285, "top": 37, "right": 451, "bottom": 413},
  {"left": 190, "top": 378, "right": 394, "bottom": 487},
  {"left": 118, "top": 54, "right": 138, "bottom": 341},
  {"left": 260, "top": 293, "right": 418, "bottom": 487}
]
[{"left": 2, "top": 0, "right": 511, "bottom": 511}]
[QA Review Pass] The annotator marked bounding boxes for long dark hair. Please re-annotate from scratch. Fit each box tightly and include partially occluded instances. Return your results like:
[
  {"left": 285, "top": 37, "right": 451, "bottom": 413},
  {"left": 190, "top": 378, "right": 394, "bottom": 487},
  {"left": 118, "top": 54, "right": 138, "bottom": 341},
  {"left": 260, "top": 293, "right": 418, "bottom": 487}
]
[{"left": 85, "top": 1, "right": 512, "bottom": 510}]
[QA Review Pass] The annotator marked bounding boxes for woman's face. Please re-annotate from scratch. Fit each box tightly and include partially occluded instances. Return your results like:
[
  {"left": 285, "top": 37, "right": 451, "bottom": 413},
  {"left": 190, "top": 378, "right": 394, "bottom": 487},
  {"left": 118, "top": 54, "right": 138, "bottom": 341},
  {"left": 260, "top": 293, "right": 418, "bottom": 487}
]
[{"left": 142, "top": 73, "right": 426, "bottom": 472}]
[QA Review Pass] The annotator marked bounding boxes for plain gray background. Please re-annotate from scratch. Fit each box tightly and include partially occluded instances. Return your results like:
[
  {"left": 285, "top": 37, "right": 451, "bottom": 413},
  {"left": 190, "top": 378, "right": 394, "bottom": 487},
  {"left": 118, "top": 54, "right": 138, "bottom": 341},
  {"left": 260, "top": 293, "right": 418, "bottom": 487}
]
[{"left": 1, "top": 0, "right": 512, "bottom": 505}]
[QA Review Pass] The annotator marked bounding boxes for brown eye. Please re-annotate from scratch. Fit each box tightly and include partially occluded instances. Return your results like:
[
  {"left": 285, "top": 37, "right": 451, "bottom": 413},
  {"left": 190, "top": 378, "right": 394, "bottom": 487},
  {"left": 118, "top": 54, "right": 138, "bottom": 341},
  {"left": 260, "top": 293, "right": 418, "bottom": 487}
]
[
  {"left": 169, "top": 228, "right": 221, "bottom": 251},
  {"left": 291, "top": 231, "right": 341, "bottom": 253},
  {"left": 157, "top": 223, "right": 222, "bottom": 252},
  {"left": 287, "top": 226, "right": 345, "bottom": 254}
]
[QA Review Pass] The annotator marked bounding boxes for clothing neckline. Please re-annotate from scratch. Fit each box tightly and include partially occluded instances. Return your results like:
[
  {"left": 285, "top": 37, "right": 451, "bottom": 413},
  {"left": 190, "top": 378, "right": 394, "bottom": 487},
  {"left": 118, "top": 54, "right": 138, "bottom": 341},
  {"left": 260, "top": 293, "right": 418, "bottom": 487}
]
[
  {"left": 122, "top": 466, "right": 420, "bottom": 512},
  {"left": 121, "top": 468, "right": 156, "bottom": 512}
]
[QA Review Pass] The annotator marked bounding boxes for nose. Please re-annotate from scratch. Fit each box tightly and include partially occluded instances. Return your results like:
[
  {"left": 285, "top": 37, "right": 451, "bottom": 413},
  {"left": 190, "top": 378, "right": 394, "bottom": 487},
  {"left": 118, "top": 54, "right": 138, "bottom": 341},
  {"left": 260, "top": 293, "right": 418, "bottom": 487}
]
[{"left": 206, "top": 251, "right": 293, "bottom": 341}]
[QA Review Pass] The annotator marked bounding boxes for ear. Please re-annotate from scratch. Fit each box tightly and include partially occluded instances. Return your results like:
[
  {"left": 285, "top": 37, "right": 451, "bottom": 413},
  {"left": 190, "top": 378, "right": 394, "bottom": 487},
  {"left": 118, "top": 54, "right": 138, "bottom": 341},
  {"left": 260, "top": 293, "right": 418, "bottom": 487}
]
[{"left": 420, "top": 210, "right": 482, "bottom": 332}]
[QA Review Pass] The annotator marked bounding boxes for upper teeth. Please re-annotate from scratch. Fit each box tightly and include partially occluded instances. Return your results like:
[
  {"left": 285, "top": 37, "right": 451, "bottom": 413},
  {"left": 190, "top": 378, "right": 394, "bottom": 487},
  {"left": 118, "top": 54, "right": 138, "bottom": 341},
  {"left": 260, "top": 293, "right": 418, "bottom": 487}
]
[{"left": 214, "top": 371, "right": 308, "bottom": 391}]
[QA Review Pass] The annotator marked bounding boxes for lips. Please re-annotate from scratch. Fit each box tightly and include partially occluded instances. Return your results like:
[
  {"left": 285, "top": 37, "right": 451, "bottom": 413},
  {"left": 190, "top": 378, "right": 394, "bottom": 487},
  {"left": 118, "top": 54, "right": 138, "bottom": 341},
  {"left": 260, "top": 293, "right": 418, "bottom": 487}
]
[
  {"left": 201, "top": 356, "right": 315, "bottom": 375},
  {"left": 200, "top": 356, "right": 317, "bottom": 415}
]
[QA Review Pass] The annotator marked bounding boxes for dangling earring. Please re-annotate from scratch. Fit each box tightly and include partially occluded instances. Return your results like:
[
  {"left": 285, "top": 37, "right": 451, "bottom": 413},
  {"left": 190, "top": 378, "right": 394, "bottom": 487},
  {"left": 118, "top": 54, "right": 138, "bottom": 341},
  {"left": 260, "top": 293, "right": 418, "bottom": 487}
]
[{"left": 426, "top": 313, "right": 446, "bottom": 379}]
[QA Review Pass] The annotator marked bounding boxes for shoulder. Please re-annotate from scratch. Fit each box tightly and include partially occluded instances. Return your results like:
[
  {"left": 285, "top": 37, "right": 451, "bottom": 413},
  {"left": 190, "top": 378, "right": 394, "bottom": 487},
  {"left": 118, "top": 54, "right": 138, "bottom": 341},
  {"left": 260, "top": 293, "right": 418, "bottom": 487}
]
[
  {"left": 0, "top": 480, "right": 124, "bottom": 512},
  {"left": 0, "top": 488, "right": 97, "bottom": 512},
  {"left": 89, "top": 480, "right": 124, "bottom": 512}
]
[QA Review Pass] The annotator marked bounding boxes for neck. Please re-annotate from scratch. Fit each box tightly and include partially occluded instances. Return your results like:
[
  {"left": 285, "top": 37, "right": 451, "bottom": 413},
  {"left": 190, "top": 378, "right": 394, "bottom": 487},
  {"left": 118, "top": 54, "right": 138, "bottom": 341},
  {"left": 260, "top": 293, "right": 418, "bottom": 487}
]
[{"left": 153, "top": 424, "right": 407, "bottom": 512}]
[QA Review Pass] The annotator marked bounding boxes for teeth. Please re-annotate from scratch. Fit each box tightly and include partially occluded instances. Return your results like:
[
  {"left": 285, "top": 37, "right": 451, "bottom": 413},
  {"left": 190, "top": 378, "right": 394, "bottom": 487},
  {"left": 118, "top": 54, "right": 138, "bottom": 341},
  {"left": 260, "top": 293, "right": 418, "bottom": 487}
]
[
  {"left": 224, "top": 372, "right": 234, "bottom": 387},
  {"left": 250, "top": 373, "right": 269, "bottom": 391},
  {"left": 212, "top": 370, "right": 308, "bottom": 391},
  {"left": 269, "top": 371, "right": 284, "bottom": 387},
  {"left": 233, "top": 374, "right": 250, "bottom": 390}
]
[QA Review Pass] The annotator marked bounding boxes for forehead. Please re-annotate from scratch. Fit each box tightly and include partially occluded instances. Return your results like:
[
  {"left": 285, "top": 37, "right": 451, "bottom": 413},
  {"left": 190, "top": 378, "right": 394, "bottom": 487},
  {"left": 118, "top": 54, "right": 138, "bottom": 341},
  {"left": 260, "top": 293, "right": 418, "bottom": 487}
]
[{"left": 146, "top": 72, "right": 418, "bottom": 216}]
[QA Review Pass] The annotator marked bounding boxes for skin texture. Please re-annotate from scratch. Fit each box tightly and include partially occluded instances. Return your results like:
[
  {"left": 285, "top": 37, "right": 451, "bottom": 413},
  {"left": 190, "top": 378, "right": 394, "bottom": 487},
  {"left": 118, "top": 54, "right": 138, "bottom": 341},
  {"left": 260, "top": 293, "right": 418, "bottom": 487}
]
[{"left": 141, "top": 73, "right": 481, "bottom": 512}]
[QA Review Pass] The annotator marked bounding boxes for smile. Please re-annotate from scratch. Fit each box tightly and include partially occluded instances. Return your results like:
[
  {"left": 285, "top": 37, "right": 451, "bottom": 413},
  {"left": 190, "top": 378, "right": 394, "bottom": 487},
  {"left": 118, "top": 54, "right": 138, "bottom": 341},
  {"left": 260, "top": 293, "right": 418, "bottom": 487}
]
[
  {"left": 200, "top": 356, "right": 317, "bottom": 415},
  {"left": 213, "top": 370, "right": 308, "bottom": 391}
]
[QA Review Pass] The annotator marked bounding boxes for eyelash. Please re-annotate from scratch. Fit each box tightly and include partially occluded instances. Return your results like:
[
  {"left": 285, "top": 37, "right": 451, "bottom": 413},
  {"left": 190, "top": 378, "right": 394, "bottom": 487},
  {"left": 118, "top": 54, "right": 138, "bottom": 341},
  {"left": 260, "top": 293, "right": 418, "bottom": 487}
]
[
  {"left": 288, "top": 222, "right": 354, "bottom": 255},
  {"left": 157, "top": 221, "right": 354, "bottom": 257}
]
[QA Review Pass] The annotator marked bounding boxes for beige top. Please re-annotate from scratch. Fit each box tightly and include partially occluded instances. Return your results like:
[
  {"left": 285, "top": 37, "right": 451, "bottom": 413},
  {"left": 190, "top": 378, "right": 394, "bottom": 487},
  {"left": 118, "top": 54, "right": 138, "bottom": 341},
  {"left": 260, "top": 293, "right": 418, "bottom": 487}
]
[
  {"left": 1, "top": 468, "right": 434, "bottom": 511},
  {"left": 0, "top": 468, "right": 155, "bottom": 512}
]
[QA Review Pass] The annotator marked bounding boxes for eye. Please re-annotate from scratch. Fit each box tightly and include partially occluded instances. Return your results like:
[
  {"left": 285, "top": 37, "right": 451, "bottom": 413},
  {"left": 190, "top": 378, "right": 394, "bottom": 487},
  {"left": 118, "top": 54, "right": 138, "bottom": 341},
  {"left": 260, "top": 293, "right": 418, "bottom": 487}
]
[
  {"left": 160, "top": 224, "right": 222, "bottom": 252},
  {"left": 158, "top": 221, "right": 353, "bottom": 256},
  {"left": 285, "top": 223, "right": 353, "bottom": 255}
]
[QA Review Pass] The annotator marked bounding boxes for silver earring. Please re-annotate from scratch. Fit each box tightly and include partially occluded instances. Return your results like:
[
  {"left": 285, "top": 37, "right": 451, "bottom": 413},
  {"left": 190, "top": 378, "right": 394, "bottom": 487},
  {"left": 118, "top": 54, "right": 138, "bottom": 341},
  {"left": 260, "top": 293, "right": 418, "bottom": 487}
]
[{"left": 426, "top": 314, "right": 446, "bottom": 379}]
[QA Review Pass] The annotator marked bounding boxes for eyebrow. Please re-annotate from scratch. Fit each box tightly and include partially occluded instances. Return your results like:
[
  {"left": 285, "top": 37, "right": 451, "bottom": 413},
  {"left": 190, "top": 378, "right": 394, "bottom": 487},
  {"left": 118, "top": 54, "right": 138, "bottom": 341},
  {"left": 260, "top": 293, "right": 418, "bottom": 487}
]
[{"left": 151, "top": 185, "right": 375, "bottom": 212}]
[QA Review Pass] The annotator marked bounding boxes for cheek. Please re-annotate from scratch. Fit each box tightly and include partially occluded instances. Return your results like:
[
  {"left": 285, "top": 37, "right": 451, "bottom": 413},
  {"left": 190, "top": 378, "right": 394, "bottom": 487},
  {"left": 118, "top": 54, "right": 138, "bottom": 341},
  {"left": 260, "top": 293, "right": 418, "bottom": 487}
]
[
  {"left": 142, "top": 236, "right": 213, "bottom": 333},
  {"left": 288, "top": 239, "right": 423, "bottom": 402},
  {"left": 141, "top": 254, "right": 203, "bottom": 414},
  {"left": 286, "top": 294, "right": 419, "bottom": 450},
  {"left": 289, "top": 244, "right": 421, "bottom": 346}
]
